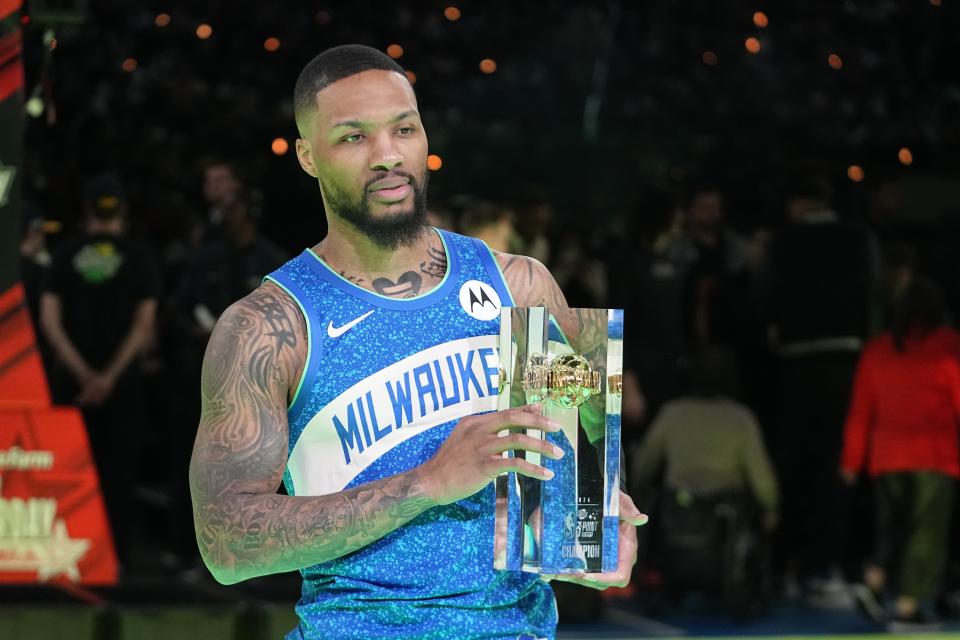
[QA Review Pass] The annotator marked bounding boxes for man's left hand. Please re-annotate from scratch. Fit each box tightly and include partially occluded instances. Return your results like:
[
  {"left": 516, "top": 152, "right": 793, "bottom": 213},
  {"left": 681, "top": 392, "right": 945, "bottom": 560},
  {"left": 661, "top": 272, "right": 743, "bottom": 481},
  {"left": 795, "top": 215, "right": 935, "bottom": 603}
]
[{"left": 542, "top": 491, "right": 648, "bottom": 590}]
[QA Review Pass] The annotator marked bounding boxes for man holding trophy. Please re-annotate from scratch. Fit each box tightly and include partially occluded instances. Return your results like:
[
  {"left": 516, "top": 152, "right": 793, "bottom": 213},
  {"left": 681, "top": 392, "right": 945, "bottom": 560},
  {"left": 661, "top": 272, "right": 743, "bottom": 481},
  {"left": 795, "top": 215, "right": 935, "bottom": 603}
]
[{"left": 189, "top": 44, "right": 646, "bottom": 640}]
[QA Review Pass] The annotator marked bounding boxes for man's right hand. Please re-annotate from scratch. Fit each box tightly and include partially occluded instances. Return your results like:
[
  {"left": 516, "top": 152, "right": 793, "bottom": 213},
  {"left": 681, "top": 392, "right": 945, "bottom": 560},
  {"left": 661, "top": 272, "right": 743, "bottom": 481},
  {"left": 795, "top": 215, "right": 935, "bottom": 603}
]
[{"left": 419, "top": 404, "right": 565, "bottom": 505}]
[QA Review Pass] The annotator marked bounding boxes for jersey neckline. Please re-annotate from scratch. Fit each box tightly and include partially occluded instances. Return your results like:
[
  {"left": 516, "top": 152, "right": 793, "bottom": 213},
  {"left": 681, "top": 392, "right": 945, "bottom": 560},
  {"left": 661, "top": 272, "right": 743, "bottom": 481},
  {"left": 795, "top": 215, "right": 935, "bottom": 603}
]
[{"left": 302, "top": 227, "right": 460, "bottom": 310}]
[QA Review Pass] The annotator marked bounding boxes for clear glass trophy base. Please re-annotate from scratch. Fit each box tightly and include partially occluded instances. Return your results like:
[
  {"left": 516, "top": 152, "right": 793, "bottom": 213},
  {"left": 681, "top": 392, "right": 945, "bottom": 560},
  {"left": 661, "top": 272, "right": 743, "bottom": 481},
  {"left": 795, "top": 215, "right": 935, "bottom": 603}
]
[{"left": 493, "top": 307, "right": 623, "bottom": 575}]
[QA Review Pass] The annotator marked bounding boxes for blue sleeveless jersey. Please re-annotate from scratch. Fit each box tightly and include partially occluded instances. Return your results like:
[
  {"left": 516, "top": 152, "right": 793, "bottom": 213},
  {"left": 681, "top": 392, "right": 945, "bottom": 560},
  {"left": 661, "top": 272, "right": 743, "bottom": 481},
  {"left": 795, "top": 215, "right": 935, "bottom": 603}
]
[{"left": 264, "top": 229, "right": 557, "bottom": 640}]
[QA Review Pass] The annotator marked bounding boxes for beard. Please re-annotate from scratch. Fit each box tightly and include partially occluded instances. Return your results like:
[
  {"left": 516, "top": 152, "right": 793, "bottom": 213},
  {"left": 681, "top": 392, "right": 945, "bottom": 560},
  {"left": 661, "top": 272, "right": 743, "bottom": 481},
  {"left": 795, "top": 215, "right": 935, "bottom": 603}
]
[{"left": 324, "top": 169, "right": 429, "bottom": 250}]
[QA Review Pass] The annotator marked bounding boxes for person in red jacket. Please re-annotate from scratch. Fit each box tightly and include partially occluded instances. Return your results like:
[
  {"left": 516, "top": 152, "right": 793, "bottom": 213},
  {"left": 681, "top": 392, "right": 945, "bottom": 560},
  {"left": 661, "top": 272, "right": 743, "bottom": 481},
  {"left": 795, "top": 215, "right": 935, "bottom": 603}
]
[{"left": 841, "top": 278, "right": 960, "bottom": 630}]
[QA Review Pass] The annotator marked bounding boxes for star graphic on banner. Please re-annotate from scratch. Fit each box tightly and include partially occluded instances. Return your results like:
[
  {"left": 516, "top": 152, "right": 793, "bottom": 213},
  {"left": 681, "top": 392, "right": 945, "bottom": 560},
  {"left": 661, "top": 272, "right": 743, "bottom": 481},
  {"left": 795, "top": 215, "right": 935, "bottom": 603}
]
[
  {"left": 0, "top": 408, "right": 117, "bottom": 584},
  {"left": 33, "top": 519, "right": 91, "bottom": 582}
]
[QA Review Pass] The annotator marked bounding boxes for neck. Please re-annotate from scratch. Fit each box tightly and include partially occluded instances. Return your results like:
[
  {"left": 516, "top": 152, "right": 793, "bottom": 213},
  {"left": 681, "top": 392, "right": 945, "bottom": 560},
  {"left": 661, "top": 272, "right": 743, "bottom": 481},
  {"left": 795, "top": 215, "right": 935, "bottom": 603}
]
[{"left": 312, "top": 214, "right": 447, "bottom": 300}]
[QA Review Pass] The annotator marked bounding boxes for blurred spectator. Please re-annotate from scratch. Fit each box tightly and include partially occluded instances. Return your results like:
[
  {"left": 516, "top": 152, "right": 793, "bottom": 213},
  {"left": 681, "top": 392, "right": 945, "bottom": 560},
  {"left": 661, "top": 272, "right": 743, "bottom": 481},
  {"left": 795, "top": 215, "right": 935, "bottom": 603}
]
[
  {"left": 608, "top": 187, "right": 687, "bottom": 431},
  {"left": 18, "top": 205, "right": 59, "bottom": 377},
  {"left": 39, "top": 173, "right": 160, "bottom": 567},
  {"left": 18, "top": 207, "right": 53, "bottom": 334},
  {"left": 631, "top": 346, "right": 779, "bottom": 527},
  {"left": 512, "top": 189, "right": 553, "bottom": 266},
  {"left": 458, "top": 200, "right": 515, "bottom": 252},
  {"left": 551, "top": 228, "right": 608, "bottom": 308},
  {"left": 173, "top": 191, "right": 287, "bottom": 335},
  {"left": 426, "top": 201, "right": 454, "bottom": 231},
  {"left": 662, "top": 185, "right": 751, "bottom": 346},
  {"left": 766, "top": 175, "right": 881, "bottom": 599},
  {"left": 881, "top": 243, "right": 918, "bottom": 322},
  {"left": 704, "top": 228, "right": 777, "bottom": 426},
  {"left": 202, "top": 158, "right": 244, "bottom": 230},
  {"left": 842, "top": 278, "right": 960, "bottom": 631},
  {"left": 631, "top": 346, "right": 778, "bottom": 612}
]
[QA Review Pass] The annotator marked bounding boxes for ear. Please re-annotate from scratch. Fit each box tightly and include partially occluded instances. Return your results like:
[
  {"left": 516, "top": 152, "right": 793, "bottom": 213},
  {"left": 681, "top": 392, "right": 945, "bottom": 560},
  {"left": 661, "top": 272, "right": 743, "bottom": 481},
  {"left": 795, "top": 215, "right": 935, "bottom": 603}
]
[{"left": 295, "top": 138, "right": 318, "bottom": 178}]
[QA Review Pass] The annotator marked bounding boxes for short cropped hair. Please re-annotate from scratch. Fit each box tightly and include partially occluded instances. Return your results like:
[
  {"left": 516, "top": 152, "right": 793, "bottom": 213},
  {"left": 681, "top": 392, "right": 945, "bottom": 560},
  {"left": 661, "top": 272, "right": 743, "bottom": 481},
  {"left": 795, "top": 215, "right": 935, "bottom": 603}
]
[{"left": 293, "top": 44, "right": 406, "bottom": 135}]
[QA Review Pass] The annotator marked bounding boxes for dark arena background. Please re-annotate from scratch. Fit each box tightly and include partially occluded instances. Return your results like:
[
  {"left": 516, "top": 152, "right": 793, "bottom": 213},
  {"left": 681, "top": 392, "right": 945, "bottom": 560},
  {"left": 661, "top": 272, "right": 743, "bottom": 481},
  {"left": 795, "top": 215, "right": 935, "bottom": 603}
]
[{"left": 2, "top": 0, "right": 960, "bottom": 638}]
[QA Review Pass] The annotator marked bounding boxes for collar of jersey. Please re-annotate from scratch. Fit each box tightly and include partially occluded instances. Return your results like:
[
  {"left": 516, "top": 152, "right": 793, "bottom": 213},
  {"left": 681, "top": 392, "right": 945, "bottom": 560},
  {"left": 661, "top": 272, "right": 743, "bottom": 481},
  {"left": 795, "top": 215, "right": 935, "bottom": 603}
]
[{"left": 302, "top": 227, "right": 459, "bottom": 310}]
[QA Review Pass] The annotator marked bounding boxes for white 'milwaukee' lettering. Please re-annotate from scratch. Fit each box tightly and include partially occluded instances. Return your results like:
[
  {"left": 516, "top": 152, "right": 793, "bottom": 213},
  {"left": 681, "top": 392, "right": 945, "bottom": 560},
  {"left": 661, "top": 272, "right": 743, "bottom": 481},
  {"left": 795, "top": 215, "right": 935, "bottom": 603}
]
[
  {"left": 0, "top": 447, "right": 54, "bottom": 470},
  {"left": 289, "top": 336, "right": 499, "bottom": 496}
]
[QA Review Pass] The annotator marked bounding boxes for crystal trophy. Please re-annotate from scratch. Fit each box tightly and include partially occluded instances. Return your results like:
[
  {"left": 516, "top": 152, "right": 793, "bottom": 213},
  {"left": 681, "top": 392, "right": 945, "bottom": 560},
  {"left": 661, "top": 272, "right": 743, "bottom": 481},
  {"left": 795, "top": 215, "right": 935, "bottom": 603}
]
[{"left": 493, "top": 307, "right": 624, "bottom": 574}]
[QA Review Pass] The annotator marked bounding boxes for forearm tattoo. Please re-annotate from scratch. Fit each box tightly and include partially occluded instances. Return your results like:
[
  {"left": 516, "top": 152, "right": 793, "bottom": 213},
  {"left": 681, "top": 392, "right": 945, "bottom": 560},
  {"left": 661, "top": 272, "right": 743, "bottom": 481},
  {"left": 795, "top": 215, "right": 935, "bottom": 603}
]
[{"left": 190, "top": 286, "right": 434, "bottom": 583}]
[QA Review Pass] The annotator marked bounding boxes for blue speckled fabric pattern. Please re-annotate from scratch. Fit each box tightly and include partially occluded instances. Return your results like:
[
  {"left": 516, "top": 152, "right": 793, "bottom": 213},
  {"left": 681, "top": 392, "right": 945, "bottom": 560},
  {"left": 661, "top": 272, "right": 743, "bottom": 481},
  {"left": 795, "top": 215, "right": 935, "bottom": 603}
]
[{"left": 265, "top": 229, "right": 557, "bottom": 640}]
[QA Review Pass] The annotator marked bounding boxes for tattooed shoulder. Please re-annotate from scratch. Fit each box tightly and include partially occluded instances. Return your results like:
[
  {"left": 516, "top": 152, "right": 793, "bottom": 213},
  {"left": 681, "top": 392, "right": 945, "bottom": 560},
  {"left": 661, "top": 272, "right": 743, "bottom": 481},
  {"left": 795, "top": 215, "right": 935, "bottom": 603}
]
[
  {"left": 204, "top": 284, "right": 307, "bottom": 407},
  {"left": 493, "top": 251, "right": 568, "bottom": 309}
]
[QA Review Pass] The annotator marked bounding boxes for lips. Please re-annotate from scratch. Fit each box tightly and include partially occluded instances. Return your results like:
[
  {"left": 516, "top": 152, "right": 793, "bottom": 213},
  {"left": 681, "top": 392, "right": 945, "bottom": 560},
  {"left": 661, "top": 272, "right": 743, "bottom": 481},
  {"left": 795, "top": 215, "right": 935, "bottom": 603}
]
[
  {"left": 368, "top": 177, "right": 410, "bottom": 192},
  {"left": 367, "top": 176, "right": 413, "bottom": 202}
]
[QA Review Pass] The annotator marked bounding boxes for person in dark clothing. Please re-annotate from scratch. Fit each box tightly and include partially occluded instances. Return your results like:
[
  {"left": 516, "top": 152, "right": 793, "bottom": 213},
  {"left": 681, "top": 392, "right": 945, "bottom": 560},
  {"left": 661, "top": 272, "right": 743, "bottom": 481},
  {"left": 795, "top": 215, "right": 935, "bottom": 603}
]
[
  {"left": 766, "top": 176, "right": 881, "bottom": 601},
  {"left": 39, "top": 173, "right": 161, "bottom": 568},
  {"left": 608, "top": 188, "right": 685, "bottom": 436},
  {"left": 174, "top": 192, "right": 288, "bottom": 330},
  {"left": 842, "top": 278, "right": 960, "bottom": 631},
  {"left": 675, "top": 185, "right": 751, "bottom": 348}
]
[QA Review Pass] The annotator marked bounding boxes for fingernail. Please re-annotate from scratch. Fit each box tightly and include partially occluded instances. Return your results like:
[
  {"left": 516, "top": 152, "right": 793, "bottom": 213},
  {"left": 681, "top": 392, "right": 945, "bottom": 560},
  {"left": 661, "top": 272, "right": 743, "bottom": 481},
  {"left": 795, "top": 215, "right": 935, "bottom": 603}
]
[
  {"left": 553, "top": 445, "right": 564, "bottom": 458},
  {"left": 543, "top": 469, "right": 555, "bottom": 479},
  {"left": 548, "top": 420, "right": 563, "bottom": 430},
  {"left": 637, "top": 514, "right": 649, "bottom": 526}
]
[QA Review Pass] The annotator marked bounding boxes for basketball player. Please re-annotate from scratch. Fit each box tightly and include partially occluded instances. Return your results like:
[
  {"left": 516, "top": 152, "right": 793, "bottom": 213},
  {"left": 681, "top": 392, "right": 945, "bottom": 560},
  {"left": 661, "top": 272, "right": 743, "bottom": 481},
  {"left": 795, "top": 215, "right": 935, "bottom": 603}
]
[{"left": 189, "top": 45, "right": 646, "bottom": 639}]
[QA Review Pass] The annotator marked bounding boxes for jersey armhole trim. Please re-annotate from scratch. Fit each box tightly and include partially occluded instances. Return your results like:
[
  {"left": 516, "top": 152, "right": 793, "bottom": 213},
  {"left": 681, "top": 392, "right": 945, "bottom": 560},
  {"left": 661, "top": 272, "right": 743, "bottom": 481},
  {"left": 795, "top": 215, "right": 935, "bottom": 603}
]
[
  {"left": 473, "top": 238, "right": 517, "bottom": 307},
  {"left": 549, "top": 316, "right": 573, "bottom": 348},
  {"left": 264, "top": 275, "right": 312, "bottom": 416}
]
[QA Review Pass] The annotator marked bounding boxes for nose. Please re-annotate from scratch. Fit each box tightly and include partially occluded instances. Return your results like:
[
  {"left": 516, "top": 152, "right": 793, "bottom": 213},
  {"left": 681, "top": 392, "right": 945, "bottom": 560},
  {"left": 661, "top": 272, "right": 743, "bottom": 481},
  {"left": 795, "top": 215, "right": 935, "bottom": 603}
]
[{"left": 369, "top": 132, "right": 403, "bottom": 172}]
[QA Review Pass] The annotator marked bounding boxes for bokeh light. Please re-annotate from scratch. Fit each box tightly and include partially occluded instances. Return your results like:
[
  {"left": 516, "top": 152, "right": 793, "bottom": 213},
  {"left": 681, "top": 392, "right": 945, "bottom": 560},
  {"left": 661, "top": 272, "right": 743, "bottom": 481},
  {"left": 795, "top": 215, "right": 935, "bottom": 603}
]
[
  {"left": 196, "top": 24, "right": 213, "bottom": 40},
  {"left": 444, "top": 6, "right": 462, "bottom": 21},
  {"left": 404, "top": 70, "right": 417, "bottom": 85},
  {"left": 121, "top": 58, "right": 138, "bottom": 72},
  {"left": 753, "top": 11, "right": 769, "bottom": 28},
  {"left": 427, "top": 154, "right": 443, "bottom": 170},
  {"left": 386, "top": 44, "right": 404, "bottom": 59},
  {"left": 847, "top": 165, "right": 865, "bottom": 182},
  {"left": 702, "top": 50, "right": 718, "bottom": 66},
  {"left": 745, "top": 37, "right": 761, "bottom": 54},
  {"left": 154, "top": 13, "right": 171, "bottom": 28},
  {"left": 898, "top": 147, "right": 913, "bottom": 166},
  {"left": 271, "top": 138, "right": 289, "bottom": 156},
  {"left": 264, "top": 37, "right": 281, "bottom": 52},
  {"left": 828, "top": 53, "right": 843, "bottom": 70},
  {"left": 479, "top": 58, "right": 497, "bottom": 74}
]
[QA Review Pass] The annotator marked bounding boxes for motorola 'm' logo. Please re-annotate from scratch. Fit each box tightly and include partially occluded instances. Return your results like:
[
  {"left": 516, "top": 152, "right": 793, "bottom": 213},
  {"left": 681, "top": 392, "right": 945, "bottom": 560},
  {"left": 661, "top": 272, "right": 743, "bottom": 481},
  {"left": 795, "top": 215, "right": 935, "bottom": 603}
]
[{"left": 458, "top": 280, "right": 501, "bottom": 321}]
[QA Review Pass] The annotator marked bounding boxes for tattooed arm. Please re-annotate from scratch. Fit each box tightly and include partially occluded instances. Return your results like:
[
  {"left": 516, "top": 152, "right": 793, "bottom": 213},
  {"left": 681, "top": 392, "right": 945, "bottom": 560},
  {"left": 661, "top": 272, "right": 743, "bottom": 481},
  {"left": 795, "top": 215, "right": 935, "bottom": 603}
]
[
  {"left": 494, "top": 251, "right": 593, "bottom": 351},
  {"left": 189, "top": 283, "right": 436, "bottom": 584}
]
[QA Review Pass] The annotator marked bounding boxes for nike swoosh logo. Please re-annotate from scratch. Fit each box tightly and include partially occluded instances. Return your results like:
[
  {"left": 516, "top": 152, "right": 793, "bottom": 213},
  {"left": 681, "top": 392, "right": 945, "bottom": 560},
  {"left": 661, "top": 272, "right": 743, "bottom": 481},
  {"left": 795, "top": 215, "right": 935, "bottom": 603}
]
[{"left": 327, "top": 310, "right": 375, "bottom": 338}]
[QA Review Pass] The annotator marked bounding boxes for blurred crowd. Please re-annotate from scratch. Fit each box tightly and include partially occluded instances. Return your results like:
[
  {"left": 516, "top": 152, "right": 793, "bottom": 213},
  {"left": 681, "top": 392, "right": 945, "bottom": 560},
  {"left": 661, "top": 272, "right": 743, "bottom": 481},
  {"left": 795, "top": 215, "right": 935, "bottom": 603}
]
[{"left": 11, "top": 0, "right": 960, "bottom": 632}]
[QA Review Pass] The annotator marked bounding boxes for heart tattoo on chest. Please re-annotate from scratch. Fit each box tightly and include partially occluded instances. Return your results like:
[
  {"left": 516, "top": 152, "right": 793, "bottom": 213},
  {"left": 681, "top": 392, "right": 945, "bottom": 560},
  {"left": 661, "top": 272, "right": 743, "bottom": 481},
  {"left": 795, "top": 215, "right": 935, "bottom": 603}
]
[{"left": 372, "top": 271, "right": 423, "bottom": 297}]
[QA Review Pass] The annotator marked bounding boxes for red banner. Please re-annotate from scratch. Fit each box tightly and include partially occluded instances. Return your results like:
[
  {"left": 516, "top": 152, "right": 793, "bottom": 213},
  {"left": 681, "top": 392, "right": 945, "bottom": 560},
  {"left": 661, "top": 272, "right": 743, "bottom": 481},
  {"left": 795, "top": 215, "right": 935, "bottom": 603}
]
[
  {"left": 0, "top": 284, "right": 51, "bottom": 410},
  {"left": 0, "top": 407, "right": 118, "bottom": 584}
]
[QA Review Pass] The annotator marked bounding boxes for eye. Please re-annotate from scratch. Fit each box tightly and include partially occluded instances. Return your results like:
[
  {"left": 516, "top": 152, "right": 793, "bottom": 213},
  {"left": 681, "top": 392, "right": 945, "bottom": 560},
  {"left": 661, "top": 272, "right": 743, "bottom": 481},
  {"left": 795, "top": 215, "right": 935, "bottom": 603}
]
[
  {"left": 397, "top": 126, "right": 416, "bottom": 136},
  {"left": 341, "top": 133, "right": 365, "bottom": 143}
]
